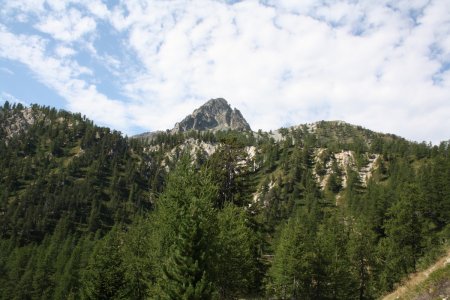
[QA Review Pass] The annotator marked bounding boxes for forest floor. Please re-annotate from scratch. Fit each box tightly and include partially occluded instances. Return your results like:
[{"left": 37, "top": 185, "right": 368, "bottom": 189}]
[{"left": 382, "top": 248, "right": 450, "bottom": 300}]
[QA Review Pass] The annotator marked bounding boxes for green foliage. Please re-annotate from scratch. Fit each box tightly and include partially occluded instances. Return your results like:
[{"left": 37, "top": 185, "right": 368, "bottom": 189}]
[
  {"left": 155, "top": 157, "right": 218, "bottom": 299},
  {"left": 0, "top": 103, "right": 449, "bottom": 299},
  {"left": 268, "top": 210, "right": 378, "bottom": 300},
  {"left": 377, "top": 183, "right": 426, "bottom": 290},
  {"left": 81, "top": 227, "right": 127, "bottom": 300},
  {"left": 214, "top": 203, "right": 259, "bottom": 298},
  {"left": 207, "top": 137, "right": 254, "bottom": 208},
  {"left": 0, "top": 104, "right": 154, "bottom": 243},
  {"left": 157, "top": 196, "right": 217, "bottom": 299},
  {"left": 267, "top": 213, "right": 315, "bottom": 299},
  {"left": 121, "top": 216, "right": 156, "bottom": 300},
  {"left": 347, "top": 218, "right": 378, "bottom": 299},
  {"left": 152, "top": 156, "right": 260, "bottom": 299}
]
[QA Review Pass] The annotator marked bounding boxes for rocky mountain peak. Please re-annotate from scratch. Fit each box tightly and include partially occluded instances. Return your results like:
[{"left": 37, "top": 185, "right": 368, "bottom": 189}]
[{"left": 171, "top": 98, "right": 251, "bottom": 133}]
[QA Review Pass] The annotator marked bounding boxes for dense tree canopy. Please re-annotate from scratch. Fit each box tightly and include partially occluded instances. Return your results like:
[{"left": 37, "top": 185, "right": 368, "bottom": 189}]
[{"left": 0, "top": 103, "right": 449, "bottom": 299}]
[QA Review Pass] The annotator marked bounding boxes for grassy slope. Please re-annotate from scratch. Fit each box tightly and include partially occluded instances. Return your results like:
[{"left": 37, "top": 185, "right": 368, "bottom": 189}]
[{"left": 382, "top": 248, "right": 450, "bottom": 300}]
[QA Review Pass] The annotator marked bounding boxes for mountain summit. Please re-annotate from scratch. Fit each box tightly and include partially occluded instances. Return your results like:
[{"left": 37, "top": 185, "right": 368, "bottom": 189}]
[{"left": 171, "top": 98, "right": 251, "bottom": 133}]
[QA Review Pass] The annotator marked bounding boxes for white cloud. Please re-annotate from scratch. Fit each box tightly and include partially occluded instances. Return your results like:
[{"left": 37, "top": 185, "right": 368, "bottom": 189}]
[
  {"left": 0, "top": 25, "right": 129, "bottom": 131},
  {"left": 55, "top": 45, "right": 76, "bottom": 57},
  {"left": 35, "top": 8, "right": 96, "bottom": 43},
  {"left": 1, "top": 92, "right": 27, "bottom": 105},
  {"left": 0, "top": 0, "right": 449, "bottom": 143},
  {"left": 111, "top": 0, "right": 450, "bottom": 143},
  {"left": 0, "top": 0, "right": 46, "bottom": 15},
  {"left": 82, "top": 0, "right": 110, "bottom": 19}
]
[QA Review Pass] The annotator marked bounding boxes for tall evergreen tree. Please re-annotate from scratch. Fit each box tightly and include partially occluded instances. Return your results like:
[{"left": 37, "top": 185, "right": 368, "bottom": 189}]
[
  {"left": 348, "top": 218, "right": 377, "bottom": 299},
  {"left": 378, "top": 183, "right": 425, "bottom": 290},
  {"left": 81, "top": 227, "right": 127, "bottom": 300},
  {"left": 122, "top": 216, "right": 156, "bottom": 300},
  {"left": 214, "top": 203, "right": 259, "bottom": 298},
  {"left": 154, "top": 155, "right": 218, "bottom": 299},
  {"left": 267, "top": 209, "right": 325, "bottom": 300}
]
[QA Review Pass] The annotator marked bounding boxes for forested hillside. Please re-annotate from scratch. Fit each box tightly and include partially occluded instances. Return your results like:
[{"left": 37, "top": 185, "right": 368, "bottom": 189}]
[{"left": 0, "top": 101, "right": 449, "bottom": 299}]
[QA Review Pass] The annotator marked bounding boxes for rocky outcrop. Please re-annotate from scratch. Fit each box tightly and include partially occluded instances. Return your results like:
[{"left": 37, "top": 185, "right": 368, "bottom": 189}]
[
  {"left": 1, "top": 107, "right": 40, "bottom": 141},
  {"left": 171, "top": 98, "right": 251, "bottom": 133}
]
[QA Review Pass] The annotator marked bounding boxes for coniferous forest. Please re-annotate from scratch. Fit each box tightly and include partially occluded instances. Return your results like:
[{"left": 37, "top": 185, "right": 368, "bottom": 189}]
[{"left": 0, "top": 102, "right": 449, "bottom": 299}]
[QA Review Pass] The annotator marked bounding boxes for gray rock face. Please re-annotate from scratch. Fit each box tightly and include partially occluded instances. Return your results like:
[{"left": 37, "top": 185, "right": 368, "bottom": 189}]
[
  {"left": 2, "top": 107, "right": 40, "bottom": 141},
  {"left": 171, "top": 98, "right": 251, "bottom": 133}
]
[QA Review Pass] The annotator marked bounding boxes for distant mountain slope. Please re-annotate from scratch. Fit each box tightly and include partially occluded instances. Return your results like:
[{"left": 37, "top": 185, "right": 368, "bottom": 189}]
[
  {"left": 0, "top": 99, "right": 437, "bottom": 245},
  {"left": 133, "top": 98, "right": 437, "bottom": 208},
  {"left": 134, "top": 98, "right": 413, "bottom": 152},
  {"left": 0, "top": 102, "right": 154, "bottom": 243}
]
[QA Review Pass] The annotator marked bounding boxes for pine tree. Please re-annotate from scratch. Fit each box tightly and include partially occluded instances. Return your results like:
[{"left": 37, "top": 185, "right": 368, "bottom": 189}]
[
  {"left": 158, "top": 199, "right": 217, "bottom": 299},
  {"left": 81, "top": 227, "right": 127, "bottom": 300},
  {"left": 121, "top": 216, "right": 156, "bottom": 300},
  {"left": 378, "top": 183, "right": 425, "bottom": 290},
  {"left": 318, "top": 213, "right": 356, "bottom": 299},
  {"left": 214, "top": 203, "right": 258, "bottom": 298},
  {"left": 267, "top": 210, "right": 322, "bottom": 300},
  {"left": 267, "top": 216, "right": 303, "bottom": 299},
  {"left": 154, "top": 155, "right": 218, "bottom": 299},
  {"left": 54, "top": 235, "right": 94, "bottom": 300},
  {"left": 207, "top": 137, "right": 250, "bottom": 208},
  {"left": 348, "top": 218, "right": 377, "bottom": 299}
]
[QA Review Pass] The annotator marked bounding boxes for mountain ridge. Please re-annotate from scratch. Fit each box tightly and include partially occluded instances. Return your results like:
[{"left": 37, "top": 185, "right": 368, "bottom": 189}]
[
  {"left": 133, "top": 98, "right": 410, "bottom": 146},
  {"left": 134, "top": 98, "right": 252, "bottom": 140}
]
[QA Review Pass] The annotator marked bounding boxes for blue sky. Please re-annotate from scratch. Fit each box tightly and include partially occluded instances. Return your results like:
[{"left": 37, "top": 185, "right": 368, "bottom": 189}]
[{"left": 0, "top": 0, "right": 449, "bottom": 143}]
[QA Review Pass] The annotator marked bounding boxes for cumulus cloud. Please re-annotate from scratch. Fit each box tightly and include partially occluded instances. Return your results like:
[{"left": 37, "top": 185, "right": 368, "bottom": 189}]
[
  {"left": 0, "top": 0, "right": 449, "bottom": 143},
  {"left": 1, "top": 92, "right": 27, "bottom": 105},
  {"left": 0, "top": 25, "right": 129, "bottom": 131},
  {"left": 109, "top": 0, "right": 450, "bottom": 143},
  {"left": 35, "top": 8, "right": 96, "bottom": 43},
  {"left": 55, "top": 45, "right": 76, "bottom": 57}
]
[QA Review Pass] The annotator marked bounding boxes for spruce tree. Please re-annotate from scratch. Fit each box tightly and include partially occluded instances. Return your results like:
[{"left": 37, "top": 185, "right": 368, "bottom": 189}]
[
  {"left": 378, "top": 183, "right": 425, "bottom": 290},
  {"left": 214, "top": 203, "right": 258, "bottom": 298},
  {"left": 154, "top": 155, "right": 218, "bottom": 299},
  {"left": 158, "top": 199, "right": 216, "bottom": 299},
  {"left": 348, "top": 218, "right": 377, "bottom": 299},
  {"left": 267, "top": 210, "right": 321, "bottom": 300},
  {"left": 81, "top": 227, "right": 127, "bottom": 300},
  {"left": 122, "top": 216, "right": 156, "bottom": 300}
]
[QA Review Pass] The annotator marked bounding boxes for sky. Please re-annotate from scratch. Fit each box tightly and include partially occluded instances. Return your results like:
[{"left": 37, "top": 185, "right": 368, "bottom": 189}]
[{"left": 0, "top": 0, "right": 449, "bottom": 144}]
